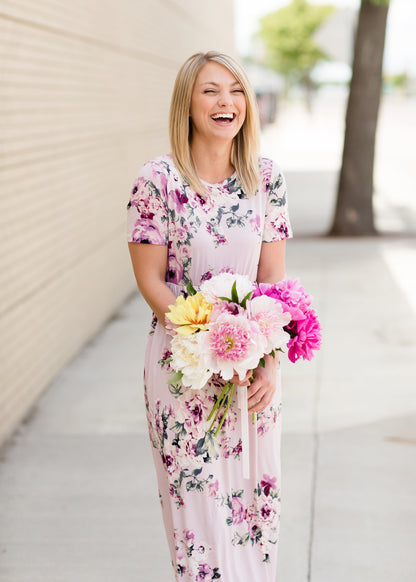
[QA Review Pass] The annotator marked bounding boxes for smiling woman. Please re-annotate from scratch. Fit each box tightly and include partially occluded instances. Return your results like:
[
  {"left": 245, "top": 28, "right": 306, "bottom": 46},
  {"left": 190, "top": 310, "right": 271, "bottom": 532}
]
[{"left": 126, "top": 50, "right": 293, "bottom": 582}]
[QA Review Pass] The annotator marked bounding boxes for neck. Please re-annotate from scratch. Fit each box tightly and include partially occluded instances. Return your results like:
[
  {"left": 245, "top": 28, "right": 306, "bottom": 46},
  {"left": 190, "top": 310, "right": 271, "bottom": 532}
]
[{"left": 190, "top": 137, "right": 234, "bottom": 184}]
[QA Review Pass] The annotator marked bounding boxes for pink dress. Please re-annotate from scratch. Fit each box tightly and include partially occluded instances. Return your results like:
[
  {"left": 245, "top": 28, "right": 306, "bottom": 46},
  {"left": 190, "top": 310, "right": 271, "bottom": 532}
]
[{"left": 126, "top": 154, "right": 293, "bottom": 581}]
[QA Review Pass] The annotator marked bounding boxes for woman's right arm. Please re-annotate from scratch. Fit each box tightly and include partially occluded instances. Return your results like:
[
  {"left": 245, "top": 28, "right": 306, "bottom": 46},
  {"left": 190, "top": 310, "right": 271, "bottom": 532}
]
[{"left": 128, "top": 242, "right": 177, "bottom": 327}]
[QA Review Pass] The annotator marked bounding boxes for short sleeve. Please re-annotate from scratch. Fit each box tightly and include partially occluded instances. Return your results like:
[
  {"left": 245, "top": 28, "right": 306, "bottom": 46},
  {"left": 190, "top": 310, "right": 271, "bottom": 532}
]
[
  {"left": 126, "top": 161, "right": 169, "bottom": 245},
  {"left": 262, "top": 159, "right": 293, "bottom": 243}
]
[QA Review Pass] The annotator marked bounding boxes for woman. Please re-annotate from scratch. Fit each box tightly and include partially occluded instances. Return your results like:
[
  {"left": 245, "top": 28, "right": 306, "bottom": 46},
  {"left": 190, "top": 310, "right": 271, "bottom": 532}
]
[{"left": 127, "top": 51, "right": 292, "bottom": 581}]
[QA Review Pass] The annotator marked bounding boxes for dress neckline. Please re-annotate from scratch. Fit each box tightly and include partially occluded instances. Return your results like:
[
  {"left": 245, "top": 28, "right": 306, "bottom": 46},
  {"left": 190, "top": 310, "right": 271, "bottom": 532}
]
[{"left": 200, "top": 171, "right": 237, "bottom": 188}]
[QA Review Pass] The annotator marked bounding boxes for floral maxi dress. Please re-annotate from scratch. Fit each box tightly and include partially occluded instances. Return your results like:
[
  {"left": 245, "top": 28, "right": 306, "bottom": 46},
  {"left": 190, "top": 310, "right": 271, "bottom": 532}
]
[{"left": 126, "top": 154, "right": 293, "bottom": 582}]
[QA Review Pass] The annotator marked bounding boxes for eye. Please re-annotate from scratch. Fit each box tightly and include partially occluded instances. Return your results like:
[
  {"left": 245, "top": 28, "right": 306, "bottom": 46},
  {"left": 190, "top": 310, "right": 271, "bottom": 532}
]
[
  {"left": 204, "top": 89, "right": 216, "bottom": 94},
  {"left": 233, "top": 89, "right": 244, "bottom": 94}
]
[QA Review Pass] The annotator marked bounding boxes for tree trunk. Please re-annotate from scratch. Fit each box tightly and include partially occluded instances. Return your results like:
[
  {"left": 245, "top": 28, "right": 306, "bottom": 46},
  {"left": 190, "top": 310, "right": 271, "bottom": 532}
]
[{"left": 329, "top": 0, "right": 389, "bottom": 236}]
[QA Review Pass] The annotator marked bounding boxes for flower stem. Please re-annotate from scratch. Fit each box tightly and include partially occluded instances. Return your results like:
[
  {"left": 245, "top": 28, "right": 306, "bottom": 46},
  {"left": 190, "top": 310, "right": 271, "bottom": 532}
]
[
  {"left": 214, "top": 383, "right": 235, "bottom": 437},
  {"left": 207, "top": 382, "right": 233, "bottom": 435}
]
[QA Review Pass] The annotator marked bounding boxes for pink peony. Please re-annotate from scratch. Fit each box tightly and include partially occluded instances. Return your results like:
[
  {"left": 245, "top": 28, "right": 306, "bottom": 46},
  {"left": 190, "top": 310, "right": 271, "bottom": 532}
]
[
  {"left": 253, "top": 278, "right": 311, "bottom": 321},
  {"left": 201, "top": 312, "right": 266, "bottom": 381},
  {"left": 248, "top": 295, "right": 291, "bottom": 353},
  {"left": 287, "top": 309, "right": 321, "bottom": 363}
]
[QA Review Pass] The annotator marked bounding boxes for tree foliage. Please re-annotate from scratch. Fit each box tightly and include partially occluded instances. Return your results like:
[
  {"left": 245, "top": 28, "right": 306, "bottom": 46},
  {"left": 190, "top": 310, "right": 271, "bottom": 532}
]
[{"left": 257, "top": 0, "right": 335, "bottom": 84}]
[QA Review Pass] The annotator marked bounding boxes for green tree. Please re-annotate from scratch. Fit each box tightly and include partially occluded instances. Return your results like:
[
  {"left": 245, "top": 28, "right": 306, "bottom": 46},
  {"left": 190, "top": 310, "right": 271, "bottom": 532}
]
[
  {"left": 330, "top": 0, "right": 390, "bottom": 235},
  {"left": 258, "top": 0, "right": 335, "bottom": 103}
]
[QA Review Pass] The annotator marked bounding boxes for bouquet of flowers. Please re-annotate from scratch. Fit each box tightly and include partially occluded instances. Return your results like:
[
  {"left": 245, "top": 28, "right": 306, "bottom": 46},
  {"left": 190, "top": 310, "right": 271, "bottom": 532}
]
[{"left": 165, "top": 273, "right": 321, "bottom": 476}]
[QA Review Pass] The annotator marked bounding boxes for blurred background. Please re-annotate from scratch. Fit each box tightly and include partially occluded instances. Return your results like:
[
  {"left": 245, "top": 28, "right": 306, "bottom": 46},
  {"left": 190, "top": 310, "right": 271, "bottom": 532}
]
[{"left": 0, "top": 1, "right": 415, "bottom": 581}]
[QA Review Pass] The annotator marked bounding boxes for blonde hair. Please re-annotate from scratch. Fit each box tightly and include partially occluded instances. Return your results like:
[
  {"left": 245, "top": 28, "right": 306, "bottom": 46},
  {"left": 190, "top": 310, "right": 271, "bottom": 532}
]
[{"left": 169, "top": 51, "right": 260, "bottom": 197}]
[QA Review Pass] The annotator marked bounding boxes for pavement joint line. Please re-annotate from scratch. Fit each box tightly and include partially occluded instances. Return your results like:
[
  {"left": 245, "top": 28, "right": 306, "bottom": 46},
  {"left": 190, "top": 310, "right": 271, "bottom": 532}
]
[{"left": 307, "top": 266, "right": 327, "bottom": 582}]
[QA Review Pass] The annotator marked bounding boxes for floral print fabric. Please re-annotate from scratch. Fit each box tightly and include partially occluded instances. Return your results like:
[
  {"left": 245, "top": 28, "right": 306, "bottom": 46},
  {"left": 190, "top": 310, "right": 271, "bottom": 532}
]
[{"left": 126, "top": 154, "right": 292, "bottom": 581}]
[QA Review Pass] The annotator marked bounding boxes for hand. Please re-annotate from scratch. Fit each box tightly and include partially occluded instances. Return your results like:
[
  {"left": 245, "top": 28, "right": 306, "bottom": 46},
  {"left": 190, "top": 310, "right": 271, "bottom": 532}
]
[
  {"left": 247, "top": 354, "right": 280, "bottom": 413},
  {"left": 230, "top": 369, "right": 252, "bottom": 387}
]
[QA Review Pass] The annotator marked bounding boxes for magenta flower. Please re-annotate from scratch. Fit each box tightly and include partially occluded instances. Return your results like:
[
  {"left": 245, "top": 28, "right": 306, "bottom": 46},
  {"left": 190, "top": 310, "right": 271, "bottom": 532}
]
[
  {"left": 253, "top": 278, "right": 311, "bottom": 321},
  {"left": 197, "top": 564, "right": 213, "bottom": 580},
  {"left": 287, "top": 309, "right": 321, "bottom": 363},
  {"left": 260, "top": 474, "right": 277, "bottom": 496}
]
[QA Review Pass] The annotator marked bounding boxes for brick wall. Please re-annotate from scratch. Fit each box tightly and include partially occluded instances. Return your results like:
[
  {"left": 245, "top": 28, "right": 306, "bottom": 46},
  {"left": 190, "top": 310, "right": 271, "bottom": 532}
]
[{"left": 0, "top": 0, "right": 235, "bottom": 445}]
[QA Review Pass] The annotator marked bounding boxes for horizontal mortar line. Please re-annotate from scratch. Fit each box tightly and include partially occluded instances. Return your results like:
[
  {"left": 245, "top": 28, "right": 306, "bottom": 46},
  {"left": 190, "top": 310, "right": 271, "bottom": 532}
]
[
  {"left": 0, "top": 11, "right": 181, "bottom": 68},
  {"left": 0, "top": 129, "right": 167, "bottom": 170},
  {"left": 162, "top": 0, "right": 218, "bottom": 34},
  {"left": 0, "top": 125, "right": 166, "bottom": 147},
  {"left": 0, "top": 223, "right": 124, "bottom": 320}
]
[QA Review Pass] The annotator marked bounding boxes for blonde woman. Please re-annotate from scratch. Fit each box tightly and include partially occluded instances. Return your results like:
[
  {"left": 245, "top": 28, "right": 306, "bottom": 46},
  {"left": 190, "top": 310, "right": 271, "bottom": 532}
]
[{"left": 127, "top": 51, "right": 292, "bottom": 581}]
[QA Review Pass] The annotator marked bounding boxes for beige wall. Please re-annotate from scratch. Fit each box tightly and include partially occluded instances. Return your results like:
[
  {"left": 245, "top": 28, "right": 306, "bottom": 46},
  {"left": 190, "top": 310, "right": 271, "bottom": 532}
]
[{"left": 0, "top": 0, "right": 235, "bottom": 445}]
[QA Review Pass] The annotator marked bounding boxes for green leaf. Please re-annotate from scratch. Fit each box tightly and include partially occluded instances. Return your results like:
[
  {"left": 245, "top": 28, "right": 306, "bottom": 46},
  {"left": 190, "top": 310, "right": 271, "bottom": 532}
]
[
  {"left": 231, "top": 280, "right": 239, "bottom": 304},
  {"left": 218, "top": 295, "right": 231, "bottom": 302},
  {"left": 167, "top": 371, "right": 183, "bottom": 385},
  {"left": 259, "top": 357, "right": 265, "bottom": 368},
  {"left": 240, "top": 290, "right": 253, "bottom": 309},
  {"left": 186, "top": 281, "right": 197, "bottom": 296}
]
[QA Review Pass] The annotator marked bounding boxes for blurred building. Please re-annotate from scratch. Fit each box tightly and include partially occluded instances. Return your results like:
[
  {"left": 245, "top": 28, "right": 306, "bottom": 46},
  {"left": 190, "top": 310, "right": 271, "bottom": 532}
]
[
  {"left": 244, "top": 63, "right": 284, "bottom": 126},
  {"left": 0, "top": 1, "right": 235, "bottom": 446}
]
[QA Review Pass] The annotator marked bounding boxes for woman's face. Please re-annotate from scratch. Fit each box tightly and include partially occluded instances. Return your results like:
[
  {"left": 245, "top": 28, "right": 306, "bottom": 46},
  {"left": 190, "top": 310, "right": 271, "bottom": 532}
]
[{"left": 189, "top": 61, "right": 247, "bottom": 145}]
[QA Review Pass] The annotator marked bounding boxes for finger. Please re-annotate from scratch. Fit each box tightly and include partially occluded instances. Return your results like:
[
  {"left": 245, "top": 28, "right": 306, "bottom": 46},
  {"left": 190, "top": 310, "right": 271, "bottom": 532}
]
[
  {"left": 248, "top": 386, "right": 267, "bottom": 407},
  {"left": 247, "top": 379, "right": 264, "bottom": 399},
  {"left": 232, "top": 370, "right": 253, "bottom": 386},
  {"left": 248, "top": 385, "right": 275, "bottom": 412},
  {"left": 249, "top": 392, "right": 273, "bottom": 413}
]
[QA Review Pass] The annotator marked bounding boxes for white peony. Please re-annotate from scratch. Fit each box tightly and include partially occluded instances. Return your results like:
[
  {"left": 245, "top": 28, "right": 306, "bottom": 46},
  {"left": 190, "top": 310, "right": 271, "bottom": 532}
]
[
  {"left": 200, "top": 273, "right": 254, "bottom": 305},
  {"left": 170, "top": 332, "right": 211, "bottom": 390}
]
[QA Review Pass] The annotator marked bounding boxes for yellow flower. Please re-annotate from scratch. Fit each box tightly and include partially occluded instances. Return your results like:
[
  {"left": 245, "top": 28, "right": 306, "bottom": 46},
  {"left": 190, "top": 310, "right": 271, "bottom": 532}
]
[{"left": 166, "top": 292, "right": 213, "bottom": 335}]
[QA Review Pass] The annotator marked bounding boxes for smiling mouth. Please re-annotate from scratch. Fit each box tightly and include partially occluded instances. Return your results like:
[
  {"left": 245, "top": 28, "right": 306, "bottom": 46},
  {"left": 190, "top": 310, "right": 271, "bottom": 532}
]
[{"left": 211, "top": 113, "right": 236, "bottom": 124}]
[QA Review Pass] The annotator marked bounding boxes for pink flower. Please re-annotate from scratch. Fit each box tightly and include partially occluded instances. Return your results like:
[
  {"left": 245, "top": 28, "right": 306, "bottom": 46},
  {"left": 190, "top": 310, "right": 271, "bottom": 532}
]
[
  {"left": 176, "top": 226, "right": 189, "bottom": 242},
  {"left": 185, "top": 399, "right": 204, "bottom": 425},
  {"left": 210, "top": 300, "right": 245, "bottom": 320},
  {"left": 260, "top": 501, "right": 277, "bottom": 524},
  {"left": 231, "top": 496, "right": 246, "bottom": 524},
  {"left": 250, "top": 215, "right": 261, "bottom": 232},
  {"left": 260, "top": 474, "right": 277, "bottom": 496},
  {"left": 197, "top": 564, "right": 213, "bottom": 580},
  {"left": 167, "top": 252, "right": 184, "bottom": 284},
  {"left": 287, "top": 309, "right": 321, "bottom": 363},
  {"left": 184, "top": 529, "right": 195, "bottom": 544},
  {"left": 253, "top": 279, "right": 311, "bottom": 321},
  {"left": 208, "top": 479, "right": 219, "bottom": 497},
  {"left": 201, "top": 312, "right": 265, "bottom": 381},
  {"left": 248, "top": 295, "right": 291, "bottom": 352}
]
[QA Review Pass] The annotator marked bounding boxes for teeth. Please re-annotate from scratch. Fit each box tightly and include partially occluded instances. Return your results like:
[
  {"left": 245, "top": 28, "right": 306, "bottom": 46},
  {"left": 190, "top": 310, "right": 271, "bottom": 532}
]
[{"left": 212, "top": 113, "right": 234, "bottom": 120}]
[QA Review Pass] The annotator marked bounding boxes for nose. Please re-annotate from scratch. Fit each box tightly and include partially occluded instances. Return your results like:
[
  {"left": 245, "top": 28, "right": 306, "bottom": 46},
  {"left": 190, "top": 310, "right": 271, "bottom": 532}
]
[{"left": 217, "top": 90, "right": 233, "bottom": 107}]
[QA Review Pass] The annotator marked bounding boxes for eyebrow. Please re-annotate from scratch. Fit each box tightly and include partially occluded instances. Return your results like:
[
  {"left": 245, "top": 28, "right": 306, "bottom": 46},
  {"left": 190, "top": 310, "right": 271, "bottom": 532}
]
[{"left": 200, "top": 81, "right": 242, "bottom": 87}]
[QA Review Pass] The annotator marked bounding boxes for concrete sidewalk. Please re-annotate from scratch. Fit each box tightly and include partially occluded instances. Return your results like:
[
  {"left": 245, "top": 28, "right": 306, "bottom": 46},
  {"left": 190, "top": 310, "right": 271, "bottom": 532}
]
[
  {"left": 1, "top": 213, "right": 416, "bottom": 582},
  {"left": 1, "top": 99, "right": 416, "bottom": 581}
]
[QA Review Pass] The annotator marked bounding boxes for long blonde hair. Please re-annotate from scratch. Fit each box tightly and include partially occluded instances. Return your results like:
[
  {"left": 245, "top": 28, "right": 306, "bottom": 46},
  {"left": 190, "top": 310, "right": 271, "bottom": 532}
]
[{"left": 169, "top": 51, "right": 260, "bottom": 197}]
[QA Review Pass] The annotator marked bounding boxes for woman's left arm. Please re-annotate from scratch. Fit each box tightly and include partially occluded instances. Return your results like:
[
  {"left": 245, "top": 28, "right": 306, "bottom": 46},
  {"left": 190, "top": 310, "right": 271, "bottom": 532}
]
[{"left": 247, "top": 239, "right": 287, "bottom": 413}]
